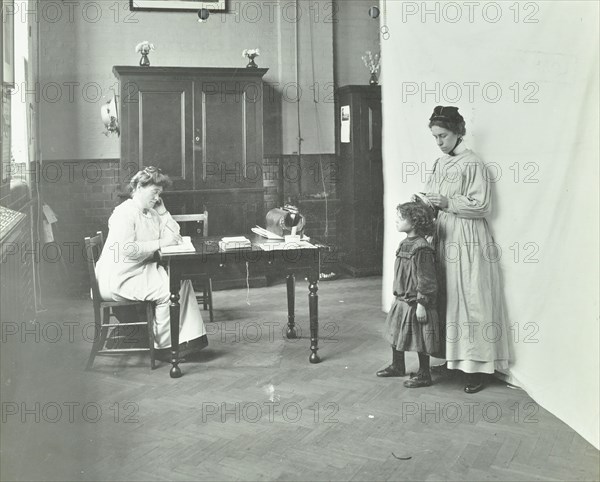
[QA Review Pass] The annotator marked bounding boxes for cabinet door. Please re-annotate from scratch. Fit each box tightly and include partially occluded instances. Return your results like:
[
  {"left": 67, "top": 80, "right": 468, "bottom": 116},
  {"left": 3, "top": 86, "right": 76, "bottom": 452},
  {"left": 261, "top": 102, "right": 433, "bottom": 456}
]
[
  {"left": 336, "top": 87, "right": 383, "bottom": 274},
  {"left": 193, "top": 80, "right": 262, "bottom": 189},
  {"left": 121, "top": 78, "right": 193, "bottom": 189},
  {"left": 191, "top": 79, "right": 264, "bottom": 235},
  {"left": 361, "top": 92, "right": 383, "bottom": 258}
]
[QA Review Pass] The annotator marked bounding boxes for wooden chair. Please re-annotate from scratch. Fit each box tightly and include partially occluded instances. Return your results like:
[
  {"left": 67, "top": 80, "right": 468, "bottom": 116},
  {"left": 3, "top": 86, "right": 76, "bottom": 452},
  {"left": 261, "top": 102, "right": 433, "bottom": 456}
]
[
  {"left": 171, "top": 211, "right": 214, "bottom": 322},
  {"left": 84, "top": 231, "right": 156, "bottom": 370}
]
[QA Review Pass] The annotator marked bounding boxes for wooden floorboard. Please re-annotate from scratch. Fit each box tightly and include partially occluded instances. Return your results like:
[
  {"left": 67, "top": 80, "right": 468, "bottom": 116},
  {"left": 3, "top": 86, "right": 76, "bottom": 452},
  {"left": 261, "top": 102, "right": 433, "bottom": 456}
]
[{"left": 1, "top": 277, "right": 598, "bottom": 481}]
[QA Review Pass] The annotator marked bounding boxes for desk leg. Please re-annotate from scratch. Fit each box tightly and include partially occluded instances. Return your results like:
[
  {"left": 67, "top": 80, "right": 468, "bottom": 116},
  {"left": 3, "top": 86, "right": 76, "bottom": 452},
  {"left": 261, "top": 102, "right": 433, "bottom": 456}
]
[
  {"left": 308, "top": 275, "right": 321, "bottom": 364},
  {"left": 286, "top": 273, "right": 297, "bottom": 339},
  {"left": 169, "top": 265, "right": 182, "bottom": 379}
]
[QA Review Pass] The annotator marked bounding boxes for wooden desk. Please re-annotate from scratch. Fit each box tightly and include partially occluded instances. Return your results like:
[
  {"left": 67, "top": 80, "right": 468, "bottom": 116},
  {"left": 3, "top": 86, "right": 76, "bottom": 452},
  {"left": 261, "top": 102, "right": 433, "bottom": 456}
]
[{"left": 159, "top": 236, "right": 322, "bottom": 378}]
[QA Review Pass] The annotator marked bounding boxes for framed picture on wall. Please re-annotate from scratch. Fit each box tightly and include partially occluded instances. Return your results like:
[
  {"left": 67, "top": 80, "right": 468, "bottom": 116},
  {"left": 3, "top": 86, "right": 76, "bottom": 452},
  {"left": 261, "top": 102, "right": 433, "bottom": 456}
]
[
  {"left": 130, "top": 0, "right": 226, "bottom": 11},
  {"left": 2, "top": 0, "right": 15, "bottom": 87}
]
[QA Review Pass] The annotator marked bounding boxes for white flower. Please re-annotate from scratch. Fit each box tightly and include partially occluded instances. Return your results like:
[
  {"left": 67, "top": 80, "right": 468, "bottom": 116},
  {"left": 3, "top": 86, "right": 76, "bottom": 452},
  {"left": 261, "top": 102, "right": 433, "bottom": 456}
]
[
  {"left": 361, "top": 51, "right": 380, "bottom": 74},
  {"left": 242, "top": 48, "right": 260, "bottom": 58},
  {"left": 135, "top": 41, "right": 155, "bottom": 54}
]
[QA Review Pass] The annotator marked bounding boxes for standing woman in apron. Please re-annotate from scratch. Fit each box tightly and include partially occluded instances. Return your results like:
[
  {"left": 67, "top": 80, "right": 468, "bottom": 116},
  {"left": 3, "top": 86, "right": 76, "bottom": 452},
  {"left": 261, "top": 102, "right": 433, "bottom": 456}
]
[{"left": 424, "top": 106, "right": 510, "bottom": 393}]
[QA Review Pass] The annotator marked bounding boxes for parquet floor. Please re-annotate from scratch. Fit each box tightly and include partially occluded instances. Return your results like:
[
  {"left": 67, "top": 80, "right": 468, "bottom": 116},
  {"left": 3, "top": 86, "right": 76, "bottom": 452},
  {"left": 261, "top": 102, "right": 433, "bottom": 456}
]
[{"left": 1, "top": 277, "right": 598, "bottom": 481}]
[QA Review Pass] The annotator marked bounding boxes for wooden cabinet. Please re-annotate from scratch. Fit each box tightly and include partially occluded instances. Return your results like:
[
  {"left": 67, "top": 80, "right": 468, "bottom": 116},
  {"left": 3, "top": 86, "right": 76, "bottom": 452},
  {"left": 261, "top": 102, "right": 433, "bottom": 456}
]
[
  {"left": 336, "top": 85, "right": 383, "bottom": 276},
  {"left": 113, "top": 66, "right": 268, "bottom": 235}
]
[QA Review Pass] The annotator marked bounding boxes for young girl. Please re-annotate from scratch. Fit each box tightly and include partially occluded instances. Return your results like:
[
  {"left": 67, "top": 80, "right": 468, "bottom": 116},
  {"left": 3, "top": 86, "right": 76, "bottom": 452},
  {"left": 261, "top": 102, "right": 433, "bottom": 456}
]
[{"left": 377, "top": 201, "right": 443, "bottom": 388}]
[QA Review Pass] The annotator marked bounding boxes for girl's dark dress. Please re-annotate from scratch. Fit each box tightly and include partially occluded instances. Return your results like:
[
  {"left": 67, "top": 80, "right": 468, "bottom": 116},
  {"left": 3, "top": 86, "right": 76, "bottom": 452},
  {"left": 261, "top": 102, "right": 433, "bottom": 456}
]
[{"left": 383, "top": 236, "right": 444, "bottom": 357}]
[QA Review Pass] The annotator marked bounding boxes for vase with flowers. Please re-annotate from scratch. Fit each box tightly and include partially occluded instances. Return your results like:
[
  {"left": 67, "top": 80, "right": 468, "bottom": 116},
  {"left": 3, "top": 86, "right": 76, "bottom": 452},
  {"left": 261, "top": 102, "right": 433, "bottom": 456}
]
[
  {"left": 136, "top": 41, "right": 155, "bottom": 67},
  {"left": 242, "top": 48, "right": 260, "bottom": 68},
  {"left": 361, "top": 51, "right": 381, "bottom": 85}
]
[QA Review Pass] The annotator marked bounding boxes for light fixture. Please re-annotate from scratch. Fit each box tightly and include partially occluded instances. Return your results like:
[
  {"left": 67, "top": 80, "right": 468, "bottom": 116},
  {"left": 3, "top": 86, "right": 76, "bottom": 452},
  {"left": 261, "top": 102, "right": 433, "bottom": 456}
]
[
  {"left": 101, "top": 96, "right": 120, "bottom": 136},
  {"left": 368, "top": 6, "right": 380, "bottom": 18},
  {"left": 197, "top": 8, "right": 210, "bottom": 22}
]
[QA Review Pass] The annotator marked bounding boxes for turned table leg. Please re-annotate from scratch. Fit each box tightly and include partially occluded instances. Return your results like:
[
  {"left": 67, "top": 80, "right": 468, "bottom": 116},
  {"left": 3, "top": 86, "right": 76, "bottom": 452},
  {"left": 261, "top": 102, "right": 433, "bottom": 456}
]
[
  {"left": 308, "top": 274, "right": 320, "bottom": 363},
  {"left": 286, "top": 273, "right": 297, "bottom": 339},
  {"left": 169, "top": 265, "right": 182, "bottom": 378}
]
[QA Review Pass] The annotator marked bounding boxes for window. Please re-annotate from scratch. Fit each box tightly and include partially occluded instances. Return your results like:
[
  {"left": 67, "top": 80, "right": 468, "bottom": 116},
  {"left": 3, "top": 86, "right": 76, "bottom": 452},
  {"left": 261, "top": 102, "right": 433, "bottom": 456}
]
[{"left": 2, "top": 0, "right": 34, "bottom": 189}]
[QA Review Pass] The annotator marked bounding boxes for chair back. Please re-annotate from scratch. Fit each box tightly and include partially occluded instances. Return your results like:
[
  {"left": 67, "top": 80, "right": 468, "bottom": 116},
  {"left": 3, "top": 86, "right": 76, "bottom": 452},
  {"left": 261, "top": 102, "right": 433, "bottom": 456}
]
[
  {"left": 171, "top": 211, "right": 208, "bottom": 237},
  {"left": 84, "top": 231, "right": 104, "bottom": 311}
]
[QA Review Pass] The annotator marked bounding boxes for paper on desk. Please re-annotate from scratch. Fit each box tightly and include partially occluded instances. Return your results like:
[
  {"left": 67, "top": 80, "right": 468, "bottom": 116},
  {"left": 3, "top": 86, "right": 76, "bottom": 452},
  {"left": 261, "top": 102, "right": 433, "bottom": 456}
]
[
  {"left": 221, "top": 236, "right": 251, "bottom": 243},
  {"left": 161, "top": 236, "right": 196, "bottom": 254},
  {"left": 258, "top": 240, "right": 316, "bottom": 251},
  {"left": 251, "top": 226, "right": 284, "bottom": 240}
]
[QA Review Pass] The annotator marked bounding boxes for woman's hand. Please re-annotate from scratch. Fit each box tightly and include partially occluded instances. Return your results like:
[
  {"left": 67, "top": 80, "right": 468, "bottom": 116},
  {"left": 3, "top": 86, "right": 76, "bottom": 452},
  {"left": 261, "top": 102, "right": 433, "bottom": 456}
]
[
  {"left": 154, "top": 197, "right": 168, "bottom": 215},
  {"left": 416, "top": 303, "right": 427, "bottom": 323},
  {"left": 159, "top": 230, "right": 182, "bottom": 248},
  {"left": 426, "top": 193, "right": 449, "bottom": 209}
]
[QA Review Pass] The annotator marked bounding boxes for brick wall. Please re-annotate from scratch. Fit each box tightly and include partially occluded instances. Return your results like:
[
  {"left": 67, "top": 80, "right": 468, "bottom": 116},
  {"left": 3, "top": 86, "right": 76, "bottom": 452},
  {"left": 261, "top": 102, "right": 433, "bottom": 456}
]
[{"left": 39, "top": 159, "right": 122, "bottom": 294}]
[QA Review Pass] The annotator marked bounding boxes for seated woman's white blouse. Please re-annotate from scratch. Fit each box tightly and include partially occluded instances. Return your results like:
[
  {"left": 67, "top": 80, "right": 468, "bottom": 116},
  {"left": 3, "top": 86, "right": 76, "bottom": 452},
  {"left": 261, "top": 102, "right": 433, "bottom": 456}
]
[{"left": 96, "top": 198, "right": 178, "bottom": 299}]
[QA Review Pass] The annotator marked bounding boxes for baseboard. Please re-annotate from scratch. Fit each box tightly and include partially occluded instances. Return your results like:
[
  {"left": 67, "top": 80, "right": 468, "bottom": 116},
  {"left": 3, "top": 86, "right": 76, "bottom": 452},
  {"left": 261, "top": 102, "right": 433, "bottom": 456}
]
[
  {"left": 194, "top": 276, "right": 267, "bottom": 291},
  {"left": 338, "top": 261, "right": 382, "bottom": 277}
]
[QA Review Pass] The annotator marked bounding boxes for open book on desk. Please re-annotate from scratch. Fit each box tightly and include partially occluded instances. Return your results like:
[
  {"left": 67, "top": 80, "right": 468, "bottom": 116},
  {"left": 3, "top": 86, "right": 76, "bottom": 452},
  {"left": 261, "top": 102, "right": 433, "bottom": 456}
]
[
  {"left": 160, "top": 236, "right": 196, "bottom": 254},
  {"left": 251, "top": 226, "right": 283, "bottom": 240},
  {"left": 258, "top": 240, "right": 316, "bottom": 251}
]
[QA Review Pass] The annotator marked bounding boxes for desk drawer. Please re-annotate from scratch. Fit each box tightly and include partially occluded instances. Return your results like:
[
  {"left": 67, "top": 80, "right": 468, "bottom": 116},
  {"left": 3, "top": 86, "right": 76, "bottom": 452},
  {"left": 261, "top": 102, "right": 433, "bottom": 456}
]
[
  {"left": 179, "top": 257, "right": 245, "bottom": 278},
  {"left": 263, "top": 251, "right": 320, "bottom": 279},
  {"left": 175, "top": 248, "right": 320, "bottom": 279}
]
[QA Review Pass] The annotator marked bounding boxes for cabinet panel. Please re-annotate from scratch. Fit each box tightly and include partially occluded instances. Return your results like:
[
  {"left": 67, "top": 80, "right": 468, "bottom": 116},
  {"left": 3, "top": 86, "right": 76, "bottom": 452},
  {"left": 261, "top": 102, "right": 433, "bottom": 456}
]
[
  {"left": 140, "top": 89, "right": 189, "bottom": 179},
  {"left": 119, "top": 77, "right": 193, "bottom": 189},
  {"left": 195, "top": 81, "right": 261, "bottom": 189},
  {"left": 206, "top": 94, "right": 244, "bottom": 166}
]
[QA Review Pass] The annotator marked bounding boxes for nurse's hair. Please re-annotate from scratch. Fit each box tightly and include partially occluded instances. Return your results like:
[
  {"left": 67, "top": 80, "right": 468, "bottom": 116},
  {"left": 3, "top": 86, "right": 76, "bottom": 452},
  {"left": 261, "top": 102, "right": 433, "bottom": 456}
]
[
  {"left": 428, "top": 105, "right": 466, "bottom": 137},
  {"left": 129, "top": 166, "right": 172, "bottom": 192},
  {"left": 397, "top": 201, "right": 436, "bottom": 237}
]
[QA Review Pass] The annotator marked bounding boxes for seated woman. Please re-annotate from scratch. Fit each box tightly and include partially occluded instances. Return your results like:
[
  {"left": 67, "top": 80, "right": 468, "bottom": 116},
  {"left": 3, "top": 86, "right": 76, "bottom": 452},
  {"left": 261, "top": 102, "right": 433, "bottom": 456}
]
[{"left": 95, "top": 166, "right": 207, "bottom": 355}]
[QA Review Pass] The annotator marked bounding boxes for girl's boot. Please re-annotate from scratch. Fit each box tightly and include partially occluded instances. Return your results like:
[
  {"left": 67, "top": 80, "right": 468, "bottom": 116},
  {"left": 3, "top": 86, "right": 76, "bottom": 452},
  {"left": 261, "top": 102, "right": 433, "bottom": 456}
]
[
  {"left": 404, "top": 353, "right": 432, "bottom": 387},
  {"left": 376, "top": 347, "right": 406, "bottom": 377}
]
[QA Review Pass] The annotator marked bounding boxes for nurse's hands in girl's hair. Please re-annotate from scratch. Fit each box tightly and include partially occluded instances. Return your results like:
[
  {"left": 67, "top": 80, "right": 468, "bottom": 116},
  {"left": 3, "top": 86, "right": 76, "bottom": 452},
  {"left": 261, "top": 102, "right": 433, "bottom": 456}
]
[
  {"left": 426, "top": 193, "right": 448, "bottom": 209},
  {"left": 416, "top": 303, "right": 427, "bottom": 323}
]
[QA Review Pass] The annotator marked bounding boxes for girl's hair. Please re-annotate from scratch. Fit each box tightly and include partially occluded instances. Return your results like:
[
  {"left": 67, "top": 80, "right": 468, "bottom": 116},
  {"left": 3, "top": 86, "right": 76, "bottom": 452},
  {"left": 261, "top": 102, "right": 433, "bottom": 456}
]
[
  {"left": 428, "top": 105, "right": 466, "bottom": 137},
  {"left": 397, "top": 201, "right": 436, "bottom": 236},
  {"left": 129, "top": 166, "right": 172, "bottom": 192}
]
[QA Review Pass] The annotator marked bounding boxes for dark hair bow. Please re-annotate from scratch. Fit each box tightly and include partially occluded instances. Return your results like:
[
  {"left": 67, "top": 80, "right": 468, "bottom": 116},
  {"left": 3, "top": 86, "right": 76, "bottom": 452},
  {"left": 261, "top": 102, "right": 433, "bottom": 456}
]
[{"left": 429, "top": 105, "right": 463, "bottom": 122}]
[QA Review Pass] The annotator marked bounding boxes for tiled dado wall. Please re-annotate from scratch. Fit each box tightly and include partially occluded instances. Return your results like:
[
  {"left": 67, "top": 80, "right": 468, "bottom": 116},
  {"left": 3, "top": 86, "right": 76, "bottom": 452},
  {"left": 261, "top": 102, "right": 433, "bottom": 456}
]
[
  {"left": 39, "top": 159, "right": 122, "bottom": 295},
  {"left": 40, "top": 155, "right": 340, "bottom": 294}
]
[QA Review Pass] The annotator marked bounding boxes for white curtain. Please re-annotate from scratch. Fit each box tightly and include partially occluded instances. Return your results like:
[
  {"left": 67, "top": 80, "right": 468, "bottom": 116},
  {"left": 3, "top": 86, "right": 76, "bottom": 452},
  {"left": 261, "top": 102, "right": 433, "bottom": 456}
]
[{"left": 381, "top": 1, "right": 599, "bottom": 448}]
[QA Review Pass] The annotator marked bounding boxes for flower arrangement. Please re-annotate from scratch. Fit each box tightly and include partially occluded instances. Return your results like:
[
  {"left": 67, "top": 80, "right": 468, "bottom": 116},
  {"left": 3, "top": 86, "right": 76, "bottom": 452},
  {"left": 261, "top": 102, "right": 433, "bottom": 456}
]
[
  {"left": 242, "top": 48, "right": 260, "bottom": 59},
  {"left": 135, "top": 41, "right": 155, "bottom": 55},
  {"left": 242, "top": 48, "right": 260, "bottom": 68},
  {"left": 361, "top": 51, "right": 381, "bottom": 74}
]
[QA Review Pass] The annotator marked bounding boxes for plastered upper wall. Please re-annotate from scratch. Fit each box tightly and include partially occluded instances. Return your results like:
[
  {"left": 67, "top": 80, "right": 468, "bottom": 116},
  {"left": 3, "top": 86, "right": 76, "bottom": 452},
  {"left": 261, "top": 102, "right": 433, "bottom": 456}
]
[
  {"left": 34, "top": 0, "right": 377, "bottom": 160},
  {"left": 333, "top": 0, "right": 381, "bottom": 87}
]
